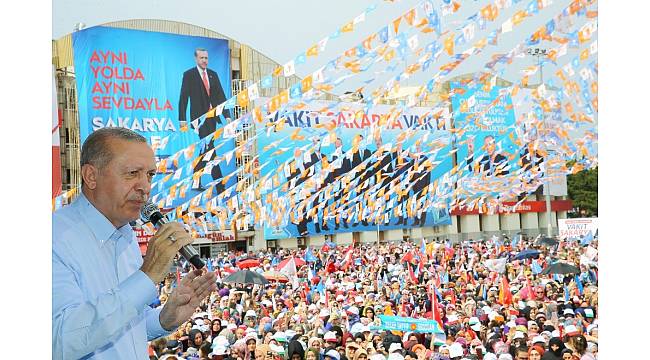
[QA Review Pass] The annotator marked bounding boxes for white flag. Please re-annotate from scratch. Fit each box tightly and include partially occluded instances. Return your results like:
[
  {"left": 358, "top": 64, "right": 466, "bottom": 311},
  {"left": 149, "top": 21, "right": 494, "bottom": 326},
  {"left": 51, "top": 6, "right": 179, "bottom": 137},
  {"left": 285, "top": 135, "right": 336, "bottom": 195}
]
[
  {"left": 484, "top": 257, "right": 508, "bottom": 274},
  {"left": 280, "top": 257, "right": 298, "bottom": 278},
  {"left": 284, "top": 60, "right": 296, "bottom": 77},
  {"left": 248, "top": 83, "right": 259, "bottom": 102}
]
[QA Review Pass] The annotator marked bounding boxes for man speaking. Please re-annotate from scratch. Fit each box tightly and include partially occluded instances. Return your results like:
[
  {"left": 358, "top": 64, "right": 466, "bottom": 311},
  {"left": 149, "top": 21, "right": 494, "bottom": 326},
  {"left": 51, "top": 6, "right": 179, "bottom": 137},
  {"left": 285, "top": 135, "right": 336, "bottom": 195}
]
[
  {"left": 178, "top": 48, "right": 229, "bottom": 191},
  {"left": 52, "top": 127, "right": 217, "bottom": 359}
]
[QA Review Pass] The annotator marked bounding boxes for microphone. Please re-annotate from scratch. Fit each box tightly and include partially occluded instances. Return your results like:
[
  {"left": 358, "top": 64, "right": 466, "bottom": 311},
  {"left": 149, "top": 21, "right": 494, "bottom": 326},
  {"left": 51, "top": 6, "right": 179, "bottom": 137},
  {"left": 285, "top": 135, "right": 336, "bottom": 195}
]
[{"left": 141, "top": 202, "right": 205, "bottom": 269}]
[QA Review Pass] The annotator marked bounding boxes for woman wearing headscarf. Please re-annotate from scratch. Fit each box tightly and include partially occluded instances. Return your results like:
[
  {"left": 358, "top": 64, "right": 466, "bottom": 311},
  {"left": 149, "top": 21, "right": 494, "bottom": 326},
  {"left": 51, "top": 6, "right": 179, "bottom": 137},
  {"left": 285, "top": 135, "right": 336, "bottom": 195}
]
[
  {"left": 542, "top": 337, "right": 565, "bottom": 360},
  {"left": 570, "top": 335, "right": 595, "bottom": 360},
  {"left": 255, "top": 344, "right": 272, "bottom": 360},
  {"left": 188, "top": 329, "right": 206, "bottom": 352},
  {"left": 528, "top": 345, "right": 545, "bottom": 360},
  {"left": 209, "top": 319, "right": 224, "bottom": 342},
  {"left": 245, "top": 335, "right": 258, "bottom": 360},
  {"left": 230, "top": 339, "right": 248, "bottom": 360},
  {"left": 306, "top": 348, "right": 320, "bottom": 360},
  {"left": 288, "top": 339, "right": 306, "bottom": 360},
  {"left": 352, "top": 348, "right": 368, "bottom": 360},
  {"left": 362, "top": 306, "right": 376, "bottom": 322}
]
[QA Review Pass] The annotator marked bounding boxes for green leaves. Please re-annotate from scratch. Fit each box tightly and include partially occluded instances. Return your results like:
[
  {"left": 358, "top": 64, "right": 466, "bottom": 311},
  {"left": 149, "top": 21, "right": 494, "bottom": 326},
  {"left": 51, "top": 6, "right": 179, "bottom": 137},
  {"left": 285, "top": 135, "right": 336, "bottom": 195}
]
[{"left": 567, "top": 167, "right": 597, "bottom": 217}]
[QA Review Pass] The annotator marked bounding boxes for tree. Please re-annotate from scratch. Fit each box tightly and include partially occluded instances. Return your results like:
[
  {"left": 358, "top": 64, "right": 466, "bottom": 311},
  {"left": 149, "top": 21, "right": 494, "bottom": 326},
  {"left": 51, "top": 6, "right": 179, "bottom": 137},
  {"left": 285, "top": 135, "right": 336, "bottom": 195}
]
[{"left": 567, "top": 167, "right": 598, "bottom": 217}]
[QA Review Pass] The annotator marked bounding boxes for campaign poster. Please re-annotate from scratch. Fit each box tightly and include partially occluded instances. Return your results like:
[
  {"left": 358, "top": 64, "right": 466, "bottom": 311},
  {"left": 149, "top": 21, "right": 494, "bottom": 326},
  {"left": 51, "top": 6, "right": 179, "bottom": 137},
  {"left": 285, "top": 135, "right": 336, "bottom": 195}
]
[
  {"left": 256, "top": 100, "right": 453, "bottom": 240},
  {"left": 450, "top": 81, "right": 518, "bottom": 175},
  {"left": 450, "top": 81, "right": 518, "bottom": 203},
  {"left": 558, "top": 218, "right": 598, "bottom": 239},
  {"left": 72, "top": 26, "right": 236, "bottom": 209}
]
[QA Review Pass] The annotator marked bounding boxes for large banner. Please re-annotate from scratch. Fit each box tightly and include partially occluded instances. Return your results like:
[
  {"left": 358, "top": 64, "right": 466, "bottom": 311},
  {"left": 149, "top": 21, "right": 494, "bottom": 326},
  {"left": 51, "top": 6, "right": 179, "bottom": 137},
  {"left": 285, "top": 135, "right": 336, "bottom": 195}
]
[
  {"left": 257, "top": 100, "right": 453, "bottom": 239},
  {"left": 450, "top": 81, "right": 518, "bottom": 201},
  {"left": 72, "top": 26, "right": 235, "bottom": 209},
  {"left": 370, "top": 315, "right": 445, "bottom": 334},
  {"left": 450, "top": 81, "right": 518, "bottom": 174},
  {"left": 558, "top": 218, "right": 598, "bottom": 239}
]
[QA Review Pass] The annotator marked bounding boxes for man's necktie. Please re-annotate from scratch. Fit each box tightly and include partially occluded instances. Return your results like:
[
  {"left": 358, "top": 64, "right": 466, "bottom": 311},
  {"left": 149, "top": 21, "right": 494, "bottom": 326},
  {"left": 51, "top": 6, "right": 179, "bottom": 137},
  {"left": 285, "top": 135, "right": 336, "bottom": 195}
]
[{"left": 202, "top": 70, "right": 210, "bottom": 96}]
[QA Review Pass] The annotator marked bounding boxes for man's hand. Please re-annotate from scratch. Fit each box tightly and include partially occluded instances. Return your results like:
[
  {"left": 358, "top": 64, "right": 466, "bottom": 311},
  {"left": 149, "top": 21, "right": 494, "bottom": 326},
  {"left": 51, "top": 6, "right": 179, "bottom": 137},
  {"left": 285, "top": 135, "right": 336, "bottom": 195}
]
[
  {"left": 159, "top": 269, "right": 217, "bottom": 331},
  {"left": 141, "top": 222, "right": 193, "bottom": 284}
]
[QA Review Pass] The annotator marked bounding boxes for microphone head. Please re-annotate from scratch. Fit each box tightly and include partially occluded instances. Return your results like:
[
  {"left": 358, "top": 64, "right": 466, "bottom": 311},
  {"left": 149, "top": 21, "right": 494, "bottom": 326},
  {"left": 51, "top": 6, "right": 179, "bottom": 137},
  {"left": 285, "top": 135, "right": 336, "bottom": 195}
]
[{"left": 140, "top": 201, "right": 160, "bottom": 223}]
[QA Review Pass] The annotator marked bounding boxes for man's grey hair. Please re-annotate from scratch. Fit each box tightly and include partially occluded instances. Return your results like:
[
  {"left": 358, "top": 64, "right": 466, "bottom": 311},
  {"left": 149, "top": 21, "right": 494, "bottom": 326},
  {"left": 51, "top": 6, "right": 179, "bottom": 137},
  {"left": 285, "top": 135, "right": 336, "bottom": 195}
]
[
  {"left": 194, "top": 48, "right": 208, "bottom": 56},
  {"left": 80, "top": 127, "right": 147, "bottom": 170}
]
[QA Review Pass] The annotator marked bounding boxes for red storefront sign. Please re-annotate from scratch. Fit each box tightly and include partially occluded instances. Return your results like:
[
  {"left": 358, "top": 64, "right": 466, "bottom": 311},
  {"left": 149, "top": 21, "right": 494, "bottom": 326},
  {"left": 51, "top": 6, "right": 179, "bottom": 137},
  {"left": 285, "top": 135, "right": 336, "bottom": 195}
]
[
  {"left": 136, "top": 228, "right": 236, "bottom": 255},
  {"left": 135, "top": 228, "right": 154, "bottom": 255},
  {"left": 203, "top": 231, "right": 236, "bottom": 243},
  {"left": 450, "top": 200, "right": 573, "bottom": 216}
]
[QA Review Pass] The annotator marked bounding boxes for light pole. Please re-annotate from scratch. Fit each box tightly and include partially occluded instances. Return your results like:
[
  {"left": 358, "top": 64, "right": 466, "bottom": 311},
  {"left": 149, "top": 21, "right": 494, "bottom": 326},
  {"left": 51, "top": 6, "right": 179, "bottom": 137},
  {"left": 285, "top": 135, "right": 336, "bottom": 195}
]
[
  {"left": 527, "top": 47, "right": 553, "bottom": 237},
  {"left": 376, "top": 211, "right": 380, "bottom": 247}
]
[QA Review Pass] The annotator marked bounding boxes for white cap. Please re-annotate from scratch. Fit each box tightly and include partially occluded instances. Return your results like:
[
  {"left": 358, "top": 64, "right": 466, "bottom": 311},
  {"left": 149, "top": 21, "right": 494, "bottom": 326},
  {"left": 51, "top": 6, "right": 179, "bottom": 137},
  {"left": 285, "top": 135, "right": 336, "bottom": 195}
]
[
  {"left": 447, "top": 314, "right": 459, "bottom": 323},
  {"left": 347, "top": 306, "right": 359, "bottom": 316},
  {"left": 532, "top": 335, "right": 546, "bottom": 344},
  {"left": 270, "top": 344, "right": 285, "bottom": 354},
  {"left": 449, "top": 343, "right": 464, "bottom": 358},
  {"left": 212, "top": 345, "right": 229, "bottom": 356},
  {"left": 320, "top": 309, "right": 331, "bottom": 317},
  {"left": 355, "top": 296, "right": 364, "bottom": 303},
  {"left": 565, "top": 325, "right": 580, "bottom": 336},
  {"left": 325, "top": 349, "right": 341, "bottom": 360},
  {"left": 587, "top": 324, "right": 598, "bottom": 334},
  {"left": 469, "top": 316, "right": 481, "bottom": 331},
  {"left": 387, "top": 353, "right": 404, "bottom": 360},
  {"left": 245, "top": 310, "right": 257, "bottom": 318},
  {"left": 273, "top": 332, "right": 286, "bottom": 342},
  {"left": 214, "top": 335, "right": 229, "bottom": 347},
  {"left": 513, "top": 331, "right": 525, "bottom": 340},
  {"left": 563, "top": 308, "right": 575, "bottom": 316},
  {"left": 324, "top": 331, "right": 337, "bottom": 342},
  {"left": 388, "top": 343, "right": 402, "bottom": 353},
  {"left": 285, "top": 330, "right": 297, "bottom": 339},
  {"left": 350, "top": 323, "right": 365, "bottom": 335},
  {"left": 336, "top": 294, "right": 345, "bottom": 301}
]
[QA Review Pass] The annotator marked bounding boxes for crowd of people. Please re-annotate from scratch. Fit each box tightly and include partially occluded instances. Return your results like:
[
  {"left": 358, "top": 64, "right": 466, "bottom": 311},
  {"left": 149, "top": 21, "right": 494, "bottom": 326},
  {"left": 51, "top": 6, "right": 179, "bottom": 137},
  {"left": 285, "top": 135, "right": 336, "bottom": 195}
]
[{"left": 147, "top": 234, "right": 598, "bottom": 360}]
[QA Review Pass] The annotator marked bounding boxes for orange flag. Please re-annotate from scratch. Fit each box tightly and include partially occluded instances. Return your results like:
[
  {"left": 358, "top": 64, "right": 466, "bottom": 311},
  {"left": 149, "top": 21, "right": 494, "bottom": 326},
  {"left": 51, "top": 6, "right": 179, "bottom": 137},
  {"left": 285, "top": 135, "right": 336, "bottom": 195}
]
[
  {"left": 404, "top": 9, "right": 416, "bottom": 26},
  {"left": 237, "top": 91, "right": 249, "bottom": 107},
  {"left": 444, "top": 34, "right": 454, "bottom": 55},
  {"left": 393, "top": 17, "right": 402, "bottom": 34},
  {"left": 306, "top": 45, "right": 319, "bottom": 57}
]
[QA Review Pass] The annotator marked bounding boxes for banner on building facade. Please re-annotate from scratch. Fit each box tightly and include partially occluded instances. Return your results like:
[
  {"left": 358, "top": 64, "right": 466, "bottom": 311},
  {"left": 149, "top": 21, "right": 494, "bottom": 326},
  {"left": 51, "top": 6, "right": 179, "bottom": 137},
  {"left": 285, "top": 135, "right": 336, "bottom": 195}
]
[
  {"left": 72, "top": 26, "right": 235, "bottom": 209},
  {"left": 256, "top": 99, "right": 454, "bottom": 240}
]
